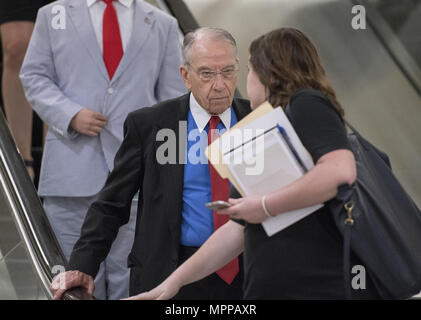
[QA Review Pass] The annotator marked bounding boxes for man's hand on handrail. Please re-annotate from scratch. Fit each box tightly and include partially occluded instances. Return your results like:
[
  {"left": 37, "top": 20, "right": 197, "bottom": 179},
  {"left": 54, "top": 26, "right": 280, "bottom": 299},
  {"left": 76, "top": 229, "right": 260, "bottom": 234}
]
[
  {"left": 50, "top": 270, "right": 95, "bottom": 300},
  {"left": 62, "top": 287, "right": 95, "bottom": 300}
]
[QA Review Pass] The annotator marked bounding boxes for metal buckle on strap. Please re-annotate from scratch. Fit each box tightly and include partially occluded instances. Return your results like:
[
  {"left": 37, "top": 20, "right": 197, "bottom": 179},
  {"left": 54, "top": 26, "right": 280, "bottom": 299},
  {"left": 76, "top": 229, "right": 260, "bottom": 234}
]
[{"left": 344, "top": 202, "right": 355, "bottom": 226}]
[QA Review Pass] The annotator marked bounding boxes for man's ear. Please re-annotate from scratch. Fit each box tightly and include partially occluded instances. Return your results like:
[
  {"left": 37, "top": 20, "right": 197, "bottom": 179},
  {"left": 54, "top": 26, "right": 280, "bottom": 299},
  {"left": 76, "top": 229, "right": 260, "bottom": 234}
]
[{"left": 180, "top": 65, "right": 191, "bottom": 90}]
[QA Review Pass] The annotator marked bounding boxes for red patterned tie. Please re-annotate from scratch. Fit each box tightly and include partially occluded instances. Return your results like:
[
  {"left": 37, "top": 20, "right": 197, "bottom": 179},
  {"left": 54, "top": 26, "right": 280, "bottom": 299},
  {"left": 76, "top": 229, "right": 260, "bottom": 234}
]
[
  {"left": 102, "top": 0, "right": 123, "bottom": 79},
  {"left": 208, "top": 116, "right": 239, "bottom": 285}
]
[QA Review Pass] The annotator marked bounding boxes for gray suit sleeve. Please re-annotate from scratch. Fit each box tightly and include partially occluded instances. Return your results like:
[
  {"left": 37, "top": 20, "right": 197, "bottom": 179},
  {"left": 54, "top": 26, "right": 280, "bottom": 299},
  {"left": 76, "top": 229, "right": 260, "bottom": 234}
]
[
  {"left": 19, "top": 8, "right": 83, "bottom": 140},
  {"left": 154, "top": 17, "right": 187, "bottom": 101}
]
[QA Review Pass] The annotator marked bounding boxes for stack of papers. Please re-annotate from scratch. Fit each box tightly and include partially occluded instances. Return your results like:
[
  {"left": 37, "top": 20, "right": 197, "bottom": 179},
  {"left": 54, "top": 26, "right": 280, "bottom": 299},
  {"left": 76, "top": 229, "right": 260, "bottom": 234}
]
[{"left": 206, "top": 102, "right": 323, "bottom": 236}]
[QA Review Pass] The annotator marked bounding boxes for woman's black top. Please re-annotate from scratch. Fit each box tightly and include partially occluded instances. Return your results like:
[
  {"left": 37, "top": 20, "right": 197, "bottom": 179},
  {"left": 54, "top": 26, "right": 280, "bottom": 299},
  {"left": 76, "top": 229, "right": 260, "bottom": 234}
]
[
  {"left": 0, "top": 0, "right": 53, "bottom": 25},
  {"left": 233, "top": 89, "right": 380, "bottom": 299}
]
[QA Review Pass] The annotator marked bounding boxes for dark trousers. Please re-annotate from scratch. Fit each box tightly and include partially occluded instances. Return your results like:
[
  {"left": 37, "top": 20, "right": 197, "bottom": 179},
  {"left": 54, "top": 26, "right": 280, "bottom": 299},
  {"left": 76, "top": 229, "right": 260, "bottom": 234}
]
[{"left": 173, "top": 246, "right": 244, "bottom": 300}]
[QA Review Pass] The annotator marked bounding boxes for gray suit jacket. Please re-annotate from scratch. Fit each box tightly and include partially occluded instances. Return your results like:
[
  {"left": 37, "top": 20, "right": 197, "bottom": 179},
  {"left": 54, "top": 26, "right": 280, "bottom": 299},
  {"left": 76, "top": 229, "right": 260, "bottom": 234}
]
[{"left": 20, "top": 0, "right": 186, "bottom": 197}]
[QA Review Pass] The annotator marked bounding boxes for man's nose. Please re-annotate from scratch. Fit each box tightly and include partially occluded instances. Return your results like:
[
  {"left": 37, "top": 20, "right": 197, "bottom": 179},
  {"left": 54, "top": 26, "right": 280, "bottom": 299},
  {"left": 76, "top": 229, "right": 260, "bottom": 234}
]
[{"left": 212, "top": 74, "right": 226, "bottom": 91}]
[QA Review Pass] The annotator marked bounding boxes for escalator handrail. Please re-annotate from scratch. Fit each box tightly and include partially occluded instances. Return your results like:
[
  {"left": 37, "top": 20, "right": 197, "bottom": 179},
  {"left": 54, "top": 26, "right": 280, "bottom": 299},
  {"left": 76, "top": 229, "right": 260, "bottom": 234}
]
[
  {"left": 0, "top": 109, "right": 92, "bottom": 299},
  {"left": 353, "top": 0, "right": 421, "bottom": 97}
]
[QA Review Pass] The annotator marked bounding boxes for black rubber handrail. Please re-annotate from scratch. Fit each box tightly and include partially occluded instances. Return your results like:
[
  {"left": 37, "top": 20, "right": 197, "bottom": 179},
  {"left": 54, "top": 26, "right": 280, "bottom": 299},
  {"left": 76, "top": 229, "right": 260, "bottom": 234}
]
[
  {"left": 163, "top": 0, "right": 200, "bottom": 34},
  {"left": 0, "top": 108, "right": 93, "bottom": 300},
  {"left": 352, "top": 0, "right": 421, "bottom": 97}
]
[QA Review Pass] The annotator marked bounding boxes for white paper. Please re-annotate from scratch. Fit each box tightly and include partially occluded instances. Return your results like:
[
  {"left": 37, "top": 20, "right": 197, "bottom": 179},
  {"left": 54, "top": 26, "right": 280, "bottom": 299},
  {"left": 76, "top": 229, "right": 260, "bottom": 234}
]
[{"left": 219, "top": 107, "right": 323, "bottom": 237}]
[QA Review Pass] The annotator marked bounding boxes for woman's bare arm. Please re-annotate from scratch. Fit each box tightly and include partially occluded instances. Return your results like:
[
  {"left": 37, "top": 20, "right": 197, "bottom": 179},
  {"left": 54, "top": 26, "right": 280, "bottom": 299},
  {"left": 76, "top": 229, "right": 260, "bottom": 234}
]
[{"left": 125, "top": 220, "right": 245, "bottom": 300}]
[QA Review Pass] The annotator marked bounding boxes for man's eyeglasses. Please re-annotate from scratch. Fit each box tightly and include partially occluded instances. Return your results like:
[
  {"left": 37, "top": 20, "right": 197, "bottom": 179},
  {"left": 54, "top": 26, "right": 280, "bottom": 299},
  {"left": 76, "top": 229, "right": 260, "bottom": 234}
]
[{"left": 189, "top": 65, "right": 238, "bottom": 82}]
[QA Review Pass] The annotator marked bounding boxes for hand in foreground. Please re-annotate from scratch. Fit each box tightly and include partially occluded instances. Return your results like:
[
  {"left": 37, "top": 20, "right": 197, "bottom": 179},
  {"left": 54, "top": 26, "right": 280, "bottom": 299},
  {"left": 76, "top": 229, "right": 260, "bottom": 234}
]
[
  {"left": 123, "top": 277, "right": 181, "bottom": 300},
  {"left": 217, "top": 196, "right": 269, "bottom": 224},
  {"left": 70, "top": 108, "right": 108, "bottom": 137},
  {"left": 50, "top": 270, "right": 95, "bottom": 300}
]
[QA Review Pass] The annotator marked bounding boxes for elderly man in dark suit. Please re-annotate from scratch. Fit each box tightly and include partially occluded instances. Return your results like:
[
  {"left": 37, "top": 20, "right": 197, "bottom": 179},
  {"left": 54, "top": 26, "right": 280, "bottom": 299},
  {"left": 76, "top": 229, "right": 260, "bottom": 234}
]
[
  {"left": 20, "top": 0, "right": 186, "bottom": 300},
  {"left": 51, "top": 27, "right": 251, "bottom": 300}
]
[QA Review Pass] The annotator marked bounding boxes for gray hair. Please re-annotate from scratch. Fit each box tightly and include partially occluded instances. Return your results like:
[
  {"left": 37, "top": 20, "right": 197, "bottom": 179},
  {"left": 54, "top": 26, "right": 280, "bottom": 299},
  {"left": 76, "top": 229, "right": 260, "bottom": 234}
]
[{"left": 182, "top": 27, "right": 238, "bottom": 66}]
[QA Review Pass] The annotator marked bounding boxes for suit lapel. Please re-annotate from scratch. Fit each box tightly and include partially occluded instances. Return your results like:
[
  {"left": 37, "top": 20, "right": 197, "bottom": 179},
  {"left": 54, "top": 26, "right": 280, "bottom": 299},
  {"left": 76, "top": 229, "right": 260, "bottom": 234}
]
[
  {"left": 156, "top": 94, "right": 190, "bottom": 238},
  {"left": 232, "top": 98, "right": 251, "bottom": 121},
  {"left": 67, "top": 0, "right": 109, "bottom": 81},
  {"left": 110, "top": 1, "right": 155, "bottom": 84}
]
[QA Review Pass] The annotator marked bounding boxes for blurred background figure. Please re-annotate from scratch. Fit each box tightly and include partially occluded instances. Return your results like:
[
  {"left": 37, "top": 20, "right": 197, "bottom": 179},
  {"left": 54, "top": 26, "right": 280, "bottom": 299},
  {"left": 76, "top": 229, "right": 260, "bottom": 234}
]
[{"left": 0, "top": 0, "right": 53, "bottom": 180}]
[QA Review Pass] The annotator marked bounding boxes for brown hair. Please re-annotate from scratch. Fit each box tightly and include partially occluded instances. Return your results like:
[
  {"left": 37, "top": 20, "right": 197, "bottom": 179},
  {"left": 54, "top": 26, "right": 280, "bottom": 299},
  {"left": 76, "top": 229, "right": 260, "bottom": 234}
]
[{"left": 249, "top": 28, "right": 344, "bottom": 116}]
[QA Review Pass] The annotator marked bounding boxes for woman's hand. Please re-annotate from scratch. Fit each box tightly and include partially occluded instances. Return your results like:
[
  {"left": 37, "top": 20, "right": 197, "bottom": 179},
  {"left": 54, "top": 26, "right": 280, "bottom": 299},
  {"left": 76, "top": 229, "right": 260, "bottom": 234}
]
[
  {"left": 124, "top": 221, "right": 245, "bottom": 300},
  {"left": 217, "top": 196, "right": 269, "bottom": 224},
  {"left": 123, "top": 277, "right": 181, "bottom": 300}
]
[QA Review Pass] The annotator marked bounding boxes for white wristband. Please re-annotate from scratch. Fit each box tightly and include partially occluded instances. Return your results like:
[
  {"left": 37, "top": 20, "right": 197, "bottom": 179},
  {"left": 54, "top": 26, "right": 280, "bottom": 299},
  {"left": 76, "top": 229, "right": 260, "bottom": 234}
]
[{"left": 261, "top": 195, "right": 274, "bottom": 218}]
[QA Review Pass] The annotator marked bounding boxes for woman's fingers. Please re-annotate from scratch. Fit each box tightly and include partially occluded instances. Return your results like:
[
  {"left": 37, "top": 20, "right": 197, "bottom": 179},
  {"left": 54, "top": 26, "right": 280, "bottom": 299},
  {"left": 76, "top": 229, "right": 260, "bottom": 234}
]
[
  {"left": 122, "top": 291, "right": 154, "bottom": 300},
  {"left": 228, "top": 198, "right": 242, "bottom": 205},
  {"left": 218, "top": 205, "right": 239, "bottom": 217},
  {"left": 217, "top": 198, "right": 243, "bottom": 216},
  {"left": 122, "top": 284, "right": 178, "bottom": 300}
]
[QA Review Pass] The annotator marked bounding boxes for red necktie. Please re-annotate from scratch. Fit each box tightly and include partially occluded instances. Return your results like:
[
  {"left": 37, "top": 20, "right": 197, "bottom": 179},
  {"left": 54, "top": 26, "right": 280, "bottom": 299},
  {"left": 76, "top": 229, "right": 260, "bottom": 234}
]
[
  {"left": 208, "top": 116, "right": 239, "bottom": 285},
  {"left": 102, "top": 0, "right": 123, "bottom": 79}
]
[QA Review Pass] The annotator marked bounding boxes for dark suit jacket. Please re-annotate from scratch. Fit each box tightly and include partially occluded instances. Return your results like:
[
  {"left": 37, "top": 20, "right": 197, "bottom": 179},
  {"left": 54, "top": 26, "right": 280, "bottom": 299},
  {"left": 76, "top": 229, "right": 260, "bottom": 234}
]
[{"left": 68, "top": 93, "right": 251, "bottom": 294}]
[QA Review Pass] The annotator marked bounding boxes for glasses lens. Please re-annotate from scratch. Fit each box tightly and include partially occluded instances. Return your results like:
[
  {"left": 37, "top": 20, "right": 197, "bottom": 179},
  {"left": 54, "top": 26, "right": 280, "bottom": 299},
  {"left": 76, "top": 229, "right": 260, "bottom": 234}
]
[
  {"left": 222, "top": 69, "right": 236, "bottom": 79},
  {"left": 197, "top": 68, "right": 237, "bottom": 81},
  {"left": 200, "top": 71, "right": 215, "bottom": 81}
]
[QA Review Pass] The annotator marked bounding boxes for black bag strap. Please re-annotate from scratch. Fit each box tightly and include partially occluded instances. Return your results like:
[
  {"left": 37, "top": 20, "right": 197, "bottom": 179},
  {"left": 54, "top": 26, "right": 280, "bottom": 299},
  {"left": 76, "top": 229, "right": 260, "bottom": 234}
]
[
  {"left": 344, "top": 120, "right": 360, "bottom": 136},
  {"left": 342, "top": 201, "right": 356, "bottom": 299},
  {"left": 343, "top": 222, "right": 353, "bottom": 299},
  {"left": 345, "top": 119, "right": 392, "bottom": 168}
]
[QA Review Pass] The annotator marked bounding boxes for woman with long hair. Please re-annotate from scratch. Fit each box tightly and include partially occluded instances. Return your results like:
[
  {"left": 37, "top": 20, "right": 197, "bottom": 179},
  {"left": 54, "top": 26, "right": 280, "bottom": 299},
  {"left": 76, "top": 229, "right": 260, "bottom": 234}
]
[{"left": 126, "top": 28, "right": 380, "bottom": 299}]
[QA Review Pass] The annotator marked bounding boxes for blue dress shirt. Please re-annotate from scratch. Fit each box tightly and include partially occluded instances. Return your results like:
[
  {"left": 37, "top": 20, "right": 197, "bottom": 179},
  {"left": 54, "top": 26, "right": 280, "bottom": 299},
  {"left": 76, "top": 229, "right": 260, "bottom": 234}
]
[{"left": 180, "top": 107, "right": 238, "bottom": 246}]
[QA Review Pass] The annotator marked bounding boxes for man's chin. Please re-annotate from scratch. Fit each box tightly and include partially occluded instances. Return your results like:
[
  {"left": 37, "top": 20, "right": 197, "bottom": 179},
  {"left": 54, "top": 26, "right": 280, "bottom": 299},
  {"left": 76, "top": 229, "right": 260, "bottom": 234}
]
[{"left": 209, "top": 99, "right": 232, "bottom": 115}]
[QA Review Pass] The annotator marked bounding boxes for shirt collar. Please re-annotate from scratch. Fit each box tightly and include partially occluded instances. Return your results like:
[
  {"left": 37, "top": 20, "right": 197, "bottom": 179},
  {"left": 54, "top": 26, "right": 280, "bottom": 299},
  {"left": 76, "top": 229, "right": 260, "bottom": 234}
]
[
  {"left": 87, "top": 0, "right": 133, "bottom": 8},
  {"left": 189, "top": 93, "right": 232, "bottom": 133}
]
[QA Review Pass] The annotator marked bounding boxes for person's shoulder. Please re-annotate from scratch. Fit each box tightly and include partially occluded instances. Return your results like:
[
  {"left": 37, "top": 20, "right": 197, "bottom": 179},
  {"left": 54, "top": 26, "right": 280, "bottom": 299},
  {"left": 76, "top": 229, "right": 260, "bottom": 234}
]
[
  {"left": 127, "top": 94, "right": 189, "bottom": 122},
  {"left": 289, "top": 88, "right": 336, "bottom": 115},
  {"left": 233, "top": 97, "right": 251, "bottom": 112},
  {"left": 290, "top": 88, "right": 330, "bottom": 104},
  {"left": 37, "top": 0, "right": 65, "bottom": 15},
  {"left": 233, "top": 97, "right": 251, "bottom": 107},
  {"left": 138, "top": 0, "right": 177, "bottom": 24},
  {"left": 288, "top": 88, "right": 344, "bottom": 126},
  {"left": 37, "top": 0, "right": 77, "bottom": 19},
  {"left": 42, "top": 0, "right": 70, "bottom": 9}
]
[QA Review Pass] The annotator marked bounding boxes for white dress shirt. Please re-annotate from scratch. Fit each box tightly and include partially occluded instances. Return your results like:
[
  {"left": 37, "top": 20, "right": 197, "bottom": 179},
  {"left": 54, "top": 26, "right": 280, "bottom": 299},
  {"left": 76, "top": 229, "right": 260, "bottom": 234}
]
[
  {"left": 189, "top": 93, "right": 232, "bottom": 133},
  {"left": 87, "top": 0, "right": 134, "bottom": 52}
]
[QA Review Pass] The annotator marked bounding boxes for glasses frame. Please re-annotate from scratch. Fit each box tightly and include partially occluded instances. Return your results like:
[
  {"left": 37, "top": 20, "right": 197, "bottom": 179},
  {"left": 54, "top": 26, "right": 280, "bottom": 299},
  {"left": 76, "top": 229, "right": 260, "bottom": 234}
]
[{"left": 186, "top": 63, "right": 239, "bottom": 82}]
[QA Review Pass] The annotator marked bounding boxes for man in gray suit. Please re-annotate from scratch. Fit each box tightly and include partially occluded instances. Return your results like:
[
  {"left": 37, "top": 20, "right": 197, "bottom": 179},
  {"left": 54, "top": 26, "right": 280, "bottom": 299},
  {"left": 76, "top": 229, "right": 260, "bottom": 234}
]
[{"left": 20, "top": 0, "right": 186, "bottom": 299}]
